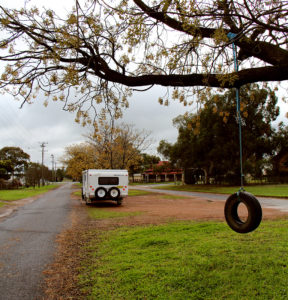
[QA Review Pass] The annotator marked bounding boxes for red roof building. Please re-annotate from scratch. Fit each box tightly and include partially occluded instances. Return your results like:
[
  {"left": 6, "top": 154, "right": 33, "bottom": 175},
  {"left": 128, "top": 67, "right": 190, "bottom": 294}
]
[{"left": 142, "top": 161, "right": 183, "bottom": 183}]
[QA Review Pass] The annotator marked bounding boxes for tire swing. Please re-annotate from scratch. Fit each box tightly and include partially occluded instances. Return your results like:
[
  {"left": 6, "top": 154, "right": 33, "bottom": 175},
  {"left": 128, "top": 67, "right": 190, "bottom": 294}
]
[
  {"left": 225, "top": 191, "right": 262, "bottom": 233},
  {"left": 224, "top": 33, "right": 262, "bottom": 233}
]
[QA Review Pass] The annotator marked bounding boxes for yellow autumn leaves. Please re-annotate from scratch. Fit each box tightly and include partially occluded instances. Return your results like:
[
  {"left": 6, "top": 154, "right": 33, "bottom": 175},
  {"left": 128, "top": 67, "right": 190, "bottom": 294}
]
[{"left": 62, "top": 122, "right": 151, "bottom": 181}]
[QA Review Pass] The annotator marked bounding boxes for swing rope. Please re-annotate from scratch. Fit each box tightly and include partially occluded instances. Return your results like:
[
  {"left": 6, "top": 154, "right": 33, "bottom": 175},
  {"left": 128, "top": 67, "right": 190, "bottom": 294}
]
[{"left": 227, "top": 32, "right": 244, "bottom": 191}]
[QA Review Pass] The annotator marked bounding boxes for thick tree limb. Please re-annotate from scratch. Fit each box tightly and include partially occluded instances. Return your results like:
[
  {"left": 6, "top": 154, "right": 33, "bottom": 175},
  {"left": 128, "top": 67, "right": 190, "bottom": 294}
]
[{"left": 87, "top": 61, "right": 288, "bottom": 88}]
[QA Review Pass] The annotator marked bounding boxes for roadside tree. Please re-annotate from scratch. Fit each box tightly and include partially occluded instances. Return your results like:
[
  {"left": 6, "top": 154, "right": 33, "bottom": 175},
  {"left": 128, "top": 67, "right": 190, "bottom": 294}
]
[
  {"left": 158, "top": 84, "right": 280, "bottom": 184},
  {"left": 269, "top": 123, "right": 288, "bottom": 179},
  {"left": 62, "top": 122, "right": 151, "bottom": 181},
  {"left": 61, "top": 143, "right": 97, "bottom": 181},
  {"left": 0, "top": 147, "right": 30, "bottom": 179},
  {"left": 129, "top": 153, "right": 160, "bottom": 182},
  {"left": 0, "top": 159, "right": 13, "bottom": 180},
  {"left": 55, "top": 168, "right": 65, "bottom": 182},
  {"left": 25, "top": 162, "right": 51, "bottom": 187},
  {"left": 86, "top": 122, "right": 151, "bottom": 170},
  {"left": 140, "top": 153, "right": 161, "bottom": 171},
  {"left": 0, "top": 1, "right": 287, "bottom": 124},
  {"left": 272, "top": 123, "right": 288, "bottom": 155}
]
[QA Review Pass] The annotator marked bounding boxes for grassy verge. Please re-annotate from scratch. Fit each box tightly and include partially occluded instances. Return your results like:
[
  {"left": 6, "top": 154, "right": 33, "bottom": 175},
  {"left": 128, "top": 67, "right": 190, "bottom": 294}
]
[
  {"left": 87, "top": 208, "right": 142, "bottom": 220},
  {"left": 0, "top": 184, "right": 59, "bottom": 201},
  {"left": 128, "top": 189, "right": 155, "bottom": 196},
  {"left": 0, "top": 202, "right": 6, "bottom": 208},
  {"left": 152, "top": 184, "right": 288, "bottom": 198},
  {"left": 79, "top": 219, "right": 288, "bottom": 299},
  {"left": 74, "top": 190, "right": 82, "bottom": 197}
]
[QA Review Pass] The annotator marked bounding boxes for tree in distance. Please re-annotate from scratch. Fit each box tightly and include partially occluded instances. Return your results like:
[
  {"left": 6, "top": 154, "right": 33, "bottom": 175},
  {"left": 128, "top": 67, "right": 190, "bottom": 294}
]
[
  {"left": 0, "top": 146, "right": 30, "bottom": 180},
  {"left": 0, "top": 1, "right": 287, "bottom": 124},
  {"left": 55, "top": 168, "right": 65, "bottom": 182},
  {"left": 158, "top": 84, "right": 281, "bottom": 184},
  {"left": 0, "top": 159, "right": 13, "bottom": 180},
  {"left": 62, "top": 122, "right": 151, "bottom": 181},
  {"left": 25, "top": 162, "right": 51, "bottom": 187},
  {"left": 61, "top": 143, "right": 97, "bottom": 181},
  {"left": 140, "top": 153, "right": 161, "bottom": 171}
]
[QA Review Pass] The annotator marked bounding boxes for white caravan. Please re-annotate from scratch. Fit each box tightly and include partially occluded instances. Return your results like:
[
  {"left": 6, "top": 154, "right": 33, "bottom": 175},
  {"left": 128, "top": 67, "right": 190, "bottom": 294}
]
[{"left": 82, "top": 169, "right": 129, "bottom": 205}]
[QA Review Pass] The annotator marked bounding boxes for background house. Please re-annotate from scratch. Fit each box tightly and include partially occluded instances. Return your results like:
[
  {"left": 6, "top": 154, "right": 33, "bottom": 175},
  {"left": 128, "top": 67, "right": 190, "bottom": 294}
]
[{"left": 142, "top": 161, "right": 183, "bottom": 183}]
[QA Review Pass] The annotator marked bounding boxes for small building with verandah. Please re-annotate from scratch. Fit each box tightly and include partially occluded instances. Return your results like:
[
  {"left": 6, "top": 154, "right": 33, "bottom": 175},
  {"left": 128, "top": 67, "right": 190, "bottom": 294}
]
[{"left": 142, "top": 161, "right": 183, "bottom": 183}]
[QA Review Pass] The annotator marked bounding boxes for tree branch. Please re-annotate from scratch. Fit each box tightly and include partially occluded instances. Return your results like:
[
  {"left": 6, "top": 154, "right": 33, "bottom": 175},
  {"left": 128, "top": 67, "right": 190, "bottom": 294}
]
[{"left": 87, "top": 61, "right": 288, "bottom": 89}]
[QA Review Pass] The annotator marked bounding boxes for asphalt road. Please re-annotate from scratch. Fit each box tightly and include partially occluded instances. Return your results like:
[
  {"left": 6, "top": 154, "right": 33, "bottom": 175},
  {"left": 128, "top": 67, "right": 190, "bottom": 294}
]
[
  {"left": 0, "top": 183, "right": 72, "bottom": 300},
  {"left": 133, "top": 185, "right": 288, "bottom": 212}
]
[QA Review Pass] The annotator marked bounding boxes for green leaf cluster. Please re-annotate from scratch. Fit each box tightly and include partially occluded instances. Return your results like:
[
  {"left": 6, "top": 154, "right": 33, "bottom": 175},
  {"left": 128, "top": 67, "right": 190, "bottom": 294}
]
[
  {"left": 0, "top": 146, "right": 30, "bottom": 180},
  {"left": 158, "top": 84, "right": 281, "bottom": 184}
]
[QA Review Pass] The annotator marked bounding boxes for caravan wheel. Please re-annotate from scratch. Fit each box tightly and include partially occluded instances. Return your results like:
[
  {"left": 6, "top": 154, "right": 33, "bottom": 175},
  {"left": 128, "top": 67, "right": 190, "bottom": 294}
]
[
  {"left": 109, "top": 187, "right": 120, "bottom": 199},
  {"left": 95, "top": 187, "right": 107, "bottom": 199}
]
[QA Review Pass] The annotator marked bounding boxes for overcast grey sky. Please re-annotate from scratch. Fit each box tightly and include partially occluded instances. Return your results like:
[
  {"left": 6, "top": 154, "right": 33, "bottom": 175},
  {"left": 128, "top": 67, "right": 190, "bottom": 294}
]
[
  {"left": 0, "top": 85, "right": 189, "bottom": 167},
  {"left": 0, "top": 0, "right": 287, "bottom": 169}
]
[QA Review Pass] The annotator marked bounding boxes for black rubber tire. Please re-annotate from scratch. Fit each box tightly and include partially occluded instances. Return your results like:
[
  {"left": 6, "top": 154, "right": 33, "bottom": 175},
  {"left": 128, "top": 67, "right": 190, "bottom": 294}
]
[
  {"left": 109, "top": 187, "right": 121, "bottom": 200},
  {"left": 224, "top": 191, "right": 262, "bottom": 233},
  {"left": 95, "top": 187, "right": 107, "bottom": 199}
]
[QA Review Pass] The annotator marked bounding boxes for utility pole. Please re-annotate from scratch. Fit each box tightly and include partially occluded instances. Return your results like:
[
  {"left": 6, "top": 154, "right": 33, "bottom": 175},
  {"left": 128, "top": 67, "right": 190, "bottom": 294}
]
[
  {"left": 55, "top": 161, "right": 57, "bottom": 182},
  {"left": 40, "top": 142, "right": 48, "bottom": 186},
  {"left": 51, "top": 154, "right": 55, "bottom": 182}
]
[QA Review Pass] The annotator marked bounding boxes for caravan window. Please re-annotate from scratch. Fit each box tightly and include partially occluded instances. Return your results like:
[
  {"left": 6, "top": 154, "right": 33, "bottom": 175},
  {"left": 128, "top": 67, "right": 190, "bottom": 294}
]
[{"left": 98, "top": 177, "right": 119, "bottom": 185}]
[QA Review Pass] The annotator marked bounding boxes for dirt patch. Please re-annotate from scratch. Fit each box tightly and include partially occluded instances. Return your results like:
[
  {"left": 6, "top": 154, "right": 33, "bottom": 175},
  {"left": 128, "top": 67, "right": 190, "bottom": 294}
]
[
  {"left": 86, "top": 193, "right": 288, "bottom": 225},
  {"left": 43, "top": 192, "right": 288, "bottom": 299}
]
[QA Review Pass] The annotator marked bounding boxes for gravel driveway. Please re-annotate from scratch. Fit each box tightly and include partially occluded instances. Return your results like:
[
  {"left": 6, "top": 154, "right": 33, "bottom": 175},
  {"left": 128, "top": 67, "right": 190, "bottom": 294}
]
[{"left": 132, "top": 185, "right": 288, "bottom": 212}]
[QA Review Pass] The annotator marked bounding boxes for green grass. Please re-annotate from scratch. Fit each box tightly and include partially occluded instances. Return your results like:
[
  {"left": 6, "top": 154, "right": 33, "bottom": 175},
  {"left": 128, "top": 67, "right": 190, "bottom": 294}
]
[
  {"left": 87, "top": 207, "right": 142, "bottom": 220},
  {"left": 0, "top": 202, "right": 6, "bottom": 208},
  {"left": 0, "top": 185, "right": 59, "bottom": 201},
  {"left": 79, "top": 219, "right": 288, "bottom": 299},
  {"left": 128, "top": 189, "right": 155, "bottom": 196},
  {"left": 74, "top": 190, "right": 82, "bottom": 197},
  {"left": 152, "top": 184, "right": 288, "bottom": 198}
]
